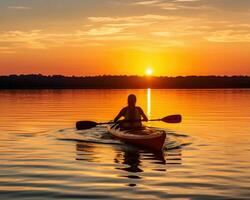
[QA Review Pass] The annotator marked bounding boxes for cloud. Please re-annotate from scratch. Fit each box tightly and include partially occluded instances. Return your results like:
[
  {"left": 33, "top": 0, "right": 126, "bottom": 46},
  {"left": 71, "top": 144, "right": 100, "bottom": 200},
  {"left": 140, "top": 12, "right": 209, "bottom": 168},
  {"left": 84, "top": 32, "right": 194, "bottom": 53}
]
[
  {"left": 87, "top": 14, "right": 183, "bottom": 31},
  {"left": 0, "top": 28, "right": 139, "bottom": 53},
  {"left": 133, "top": 0, "right": 161, "bottom": 5},
  {"left": 86, "top": 34, "right": 139, "bottom": 41},
  {"left": 0, "top": 30, "right": 47, "bottom": 49},
  {"left": 152, "top": 29, "right": 205, "bottom": 37},
  {"left": 174, "top": 0, "right": 200, "bottom": 2},
  {"left": 85, "top": 15, "right": 181, "bottom": 38},
  {"left": 205, "top": 30, "right": 250, "bottom": 43},
  {"left": 1, "top": 11, "right": 249, "bottom": 54},
  {"left": 106, "top": 22, "right": 155, "bottom": 27},
  {"left": 88, "top": 15, "right": 173, "bottom": 23},
  {"left": 226, "top": 24, "right": 250, "bottom": 28},
  {"left": 0, "top": 46, "right": 15, "bottom": 54},
  {"left": 131, "top": 0, "right": 214, "bottom": 11},
  {"left": 159, "top": 40, "right": 184, "bottom": 47},
  {"left": 8, "top": 6, "right": 31, "bottom": 10},
  {"left": 84, "top": 27, "right": 124, "bottom": 36},
  {"left": 86, "top": 14, "right": 198, "bottom": 40},
  {"left": 0, "top": 30, "right": 77, "bottom": 51},
  {"left": 151, "top": 31, "right": 172, "bottom": 37}
]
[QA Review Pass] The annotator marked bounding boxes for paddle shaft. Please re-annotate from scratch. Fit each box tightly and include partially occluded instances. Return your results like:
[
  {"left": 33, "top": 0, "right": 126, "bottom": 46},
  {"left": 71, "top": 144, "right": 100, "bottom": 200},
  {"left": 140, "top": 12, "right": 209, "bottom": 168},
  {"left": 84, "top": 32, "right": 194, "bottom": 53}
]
[
  {"left": 96, "top": 118, "right": 162, "bottom": 125},
  {"left": 76, "top": 115, "right": 181, "bottom": 130}
]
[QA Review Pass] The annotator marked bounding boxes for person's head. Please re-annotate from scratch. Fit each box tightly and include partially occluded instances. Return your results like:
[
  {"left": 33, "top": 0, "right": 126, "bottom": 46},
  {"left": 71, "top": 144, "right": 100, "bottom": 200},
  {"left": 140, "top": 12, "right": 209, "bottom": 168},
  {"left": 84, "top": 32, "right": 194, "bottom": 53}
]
[{"left": 128, "top": 94, "right": 137, "bottom": 107}]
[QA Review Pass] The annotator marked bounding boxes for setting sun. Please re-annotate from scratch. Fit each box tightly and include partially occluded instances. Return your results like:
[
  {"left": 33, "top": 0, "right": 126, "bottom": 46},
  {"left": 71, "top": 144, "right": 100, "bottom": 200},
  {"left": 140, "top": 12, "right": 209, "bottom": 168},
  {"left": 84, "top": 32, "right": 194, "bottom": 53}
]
[{"left": 146, "top": 68, "right": 153, "bottom": 76}]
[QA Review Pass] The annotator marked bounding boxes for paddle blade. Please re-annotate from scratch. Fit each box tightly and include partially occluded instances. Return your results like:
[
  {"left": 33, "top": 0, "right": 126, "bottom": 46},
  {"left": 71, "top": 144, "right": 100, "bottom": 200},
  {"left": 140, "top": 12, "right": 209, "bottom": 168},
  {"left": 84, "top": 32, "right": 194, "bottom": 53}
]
[
  {"left": 161, "top": 115, "right": 182, "bottom": 123},
  {"left": 76, "top": 121, "right": 98, "bottom": 130}
]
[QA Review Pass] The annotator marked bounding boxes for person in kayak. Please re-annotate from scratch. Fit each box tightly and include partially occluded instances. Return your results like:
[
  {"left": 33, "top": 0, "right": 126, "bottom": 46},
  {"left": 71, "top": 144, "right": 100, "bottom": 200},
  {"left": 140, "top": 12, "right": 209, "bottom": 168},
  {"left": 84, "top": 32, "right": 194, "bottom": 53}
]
[{"left": 114, "top": 94, "right": 148, "bottom": 129}]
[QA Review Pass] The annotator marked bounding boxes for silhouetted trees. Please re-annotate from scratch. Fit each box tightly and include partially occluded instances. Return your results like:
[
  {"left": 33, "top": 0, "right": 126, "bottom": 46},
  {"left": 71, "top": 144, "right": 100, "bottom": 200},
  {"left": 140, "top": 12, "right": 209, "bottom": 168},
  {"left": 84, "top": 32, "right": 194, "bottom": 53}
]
[{"left": 0, "top": 74, "right": 249, "bottom": 89}]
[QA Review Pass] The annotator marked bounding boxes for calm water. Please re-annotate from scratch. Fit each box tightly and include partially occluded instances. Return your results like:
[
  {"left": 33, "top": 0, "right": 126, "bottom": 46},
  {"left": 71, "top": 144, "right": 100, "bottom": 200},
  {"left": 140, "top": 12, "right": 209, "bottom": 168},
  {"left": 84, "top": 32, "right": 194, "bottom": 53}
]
[{"left": 0, "top": 89, "right": 250, "bottom": 200}]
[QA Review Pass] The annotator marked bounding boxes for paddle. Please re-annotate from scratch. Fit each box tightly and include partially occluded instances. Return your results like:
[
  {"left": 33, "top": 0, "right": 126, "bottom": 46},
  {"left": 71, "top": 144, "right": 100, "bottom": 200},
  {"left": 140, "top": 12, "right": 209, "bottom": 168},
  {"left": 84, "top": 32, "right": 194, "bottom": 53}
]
[{"left": 76, "top": 114, "right": 182, "bottom": 130}]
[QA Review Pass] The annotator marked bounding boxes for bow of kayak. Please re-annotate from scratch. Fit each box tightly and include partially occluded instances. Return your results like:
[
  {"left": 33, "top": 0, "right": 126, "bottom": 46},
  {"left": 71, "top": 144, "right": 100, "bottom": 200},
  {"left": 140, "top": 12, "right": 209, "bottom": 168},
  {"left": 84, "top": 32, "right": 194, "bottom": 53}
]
[{"left": 107, "top": 124, "right": 166, "bottom": 151}]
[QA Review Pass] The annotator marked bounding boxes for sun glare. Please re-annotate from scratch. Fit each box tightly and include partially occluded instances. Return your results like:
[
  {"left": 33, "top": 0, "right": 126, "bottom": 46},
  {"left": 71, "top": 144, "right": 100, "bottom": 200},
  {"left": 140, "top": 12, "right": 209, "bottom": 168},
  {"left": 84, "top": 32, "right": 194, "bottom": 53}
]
[{"left": 146, "top": 68, "right": 153, "bottom": 76}]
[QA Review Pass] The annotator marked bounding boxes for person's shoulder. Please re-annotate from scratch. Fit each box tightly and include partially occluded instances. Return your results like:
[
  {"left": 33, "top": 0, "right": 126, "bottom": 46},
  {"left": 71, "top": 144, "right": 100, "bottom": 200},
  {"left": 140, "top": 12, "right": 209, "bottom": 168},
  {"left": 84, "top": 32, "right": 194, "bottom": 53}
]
[
  {"left": 136, "top": 106, "right": 143, "bottom": 111},
  {"left": 121, "top": 107, "right": 128, "bottom": 112}
]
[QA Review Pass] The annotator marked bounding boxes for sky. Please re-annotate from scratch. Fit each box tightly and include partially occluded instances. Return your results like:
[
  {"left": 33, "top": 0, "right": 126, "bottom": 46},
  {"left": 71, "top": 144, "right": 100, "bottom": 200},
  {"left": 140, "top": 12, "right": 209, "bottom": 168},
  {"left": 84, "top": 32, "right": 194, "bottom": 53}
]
[{"left": 0, "top": 0, "right": 250, "bottom": 76}]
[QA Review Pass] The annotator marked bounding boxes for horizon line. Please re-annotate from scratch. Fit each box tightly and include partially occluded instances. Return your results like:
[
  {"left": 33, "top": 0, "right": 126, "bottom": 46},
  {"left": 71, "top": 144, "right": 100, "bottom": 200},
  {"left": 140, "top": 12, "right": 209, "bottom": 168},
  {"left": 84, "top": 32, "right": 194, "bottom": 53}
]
[{"left": 1, "top": 73, "right": 250, "bottom": 78}]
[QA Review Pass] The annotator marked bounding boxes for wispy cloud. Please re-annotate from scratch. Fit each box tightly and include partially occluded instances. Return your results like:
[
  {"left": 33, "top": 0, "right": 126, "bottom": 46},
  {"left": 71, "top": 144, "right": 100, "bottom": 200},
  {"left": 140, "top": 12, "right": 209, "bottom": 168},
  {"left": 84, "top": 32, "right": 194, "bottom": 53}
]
[
  {"left": 174, "top": 0, "right": 200, "bottom": 2},
  {"left": 205, "top": 30, "right": 250, "bottom": 43},
  {"left": 133, "top": 0, "right": 161, "bottom": 5},
  {"left": 0, "top": 28, "right": 139, "bottom": 53},
  {"left": 1, "top": 11, "right": 250, "bottom": 54},
  {"left": 88, "top": 15, "right": 175, "bottom": 23},
  {"left": 152, "top": 27, "right": 206, "bottom": 37},
  {"left": 226, "top": 24, "right": 250, "bottom": 29},
  {"left": 86, "top": 14, "right": 184, "bottom": 33},
  {"left": 0, "top": 46, "right": 15, "bottom": 54},
  {"left": 0, "top": 30, "right": 76, "bottom": 51},
  {"left": 131, "top": 0, "right": 212, "bottom": 10},
  {"left": 151, "top": 31, "right": 171, "bottom": 37},
  {"left": 8, "top": 6, "right": 31, "bottom": 10},
  {"left": 84, "top": 27, "right": 124, "bottom": 36},
  {"left": 106, "top": 22, "right": 155, "bottom": 27}
]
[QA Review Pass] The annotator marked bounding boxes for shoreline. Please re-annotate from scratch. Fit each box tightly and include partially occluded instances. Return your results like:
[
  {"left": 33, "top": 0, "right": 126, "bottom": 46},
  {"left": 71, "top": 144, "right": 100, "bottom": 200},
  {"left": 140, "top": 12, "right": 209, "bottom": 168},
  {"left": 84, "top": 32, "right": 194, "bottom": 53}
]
[{"left": 1, "top": 74, "right": 250, "bottom": 89}]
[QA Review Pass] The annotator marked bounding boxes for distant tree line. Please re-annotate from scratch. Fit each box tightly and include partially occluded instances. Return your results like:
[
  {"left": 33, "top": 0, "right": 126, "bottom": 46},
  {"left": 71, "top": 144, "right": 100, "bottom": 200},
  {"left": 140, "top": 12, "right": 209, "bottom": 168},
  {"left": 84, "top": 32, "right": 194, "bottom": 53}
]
[{"left": 0, "top": 74, "right": 250, "bottom": 89}]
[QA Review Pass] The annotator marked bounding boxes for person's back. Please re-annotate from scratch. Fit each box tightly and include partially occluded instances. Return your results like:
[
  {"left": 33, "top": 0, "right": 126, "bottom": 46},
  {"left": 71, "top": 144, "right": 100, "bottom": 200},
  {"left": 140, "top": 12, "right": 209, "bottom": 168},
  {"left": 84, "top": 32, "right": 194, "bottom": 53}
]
[{"left": 114, "top": 94, "right": 148, "bottom": 129}]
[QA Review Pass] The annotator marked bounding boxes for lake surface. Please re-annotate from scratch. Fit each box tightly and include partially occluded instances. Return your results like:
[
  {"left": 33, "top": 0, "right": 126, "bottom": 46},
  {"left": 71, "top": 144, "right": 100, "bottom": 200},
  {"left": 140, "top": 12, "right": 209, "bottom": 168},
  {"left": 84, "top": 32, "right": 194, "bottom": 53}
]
[{"left": 0, "top": 89, "right": 250, "bottom": 200}]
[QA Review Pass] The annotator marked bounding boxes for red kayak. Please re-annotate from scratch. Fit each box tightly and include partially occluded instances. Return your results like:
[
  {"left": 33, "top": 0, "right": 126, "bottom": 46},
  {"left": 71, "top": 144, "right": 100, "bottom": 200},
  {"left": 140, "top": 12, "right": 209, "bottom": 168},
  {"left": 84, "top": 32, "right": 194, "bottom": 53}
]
[{"left": 107, "top": 124, "right": 166, "bottom": 151}]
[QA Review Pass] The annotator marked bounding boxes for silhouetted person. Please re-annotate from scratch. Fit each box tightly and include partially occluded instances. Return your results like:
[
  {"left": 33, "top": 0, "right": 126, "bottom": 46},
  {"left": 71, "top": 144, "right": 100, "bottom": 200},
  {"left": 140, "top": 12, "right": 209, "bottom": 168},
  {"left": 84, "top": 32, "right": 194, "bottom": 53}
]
[{"left": 114, "top": 94, "right": 148, "bottom": 129}]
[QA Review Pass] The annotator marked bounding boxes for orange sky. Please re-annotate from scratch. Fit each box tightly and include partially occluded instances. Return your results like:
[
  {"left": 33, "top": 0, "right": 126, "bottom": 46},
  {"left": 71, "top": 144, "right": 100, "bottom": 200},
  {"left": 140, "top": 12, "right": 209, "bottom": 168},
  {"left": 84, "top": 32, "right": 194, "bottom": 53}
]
[{"left": 0, "top": 0, "right": 250, "bottom": 76}]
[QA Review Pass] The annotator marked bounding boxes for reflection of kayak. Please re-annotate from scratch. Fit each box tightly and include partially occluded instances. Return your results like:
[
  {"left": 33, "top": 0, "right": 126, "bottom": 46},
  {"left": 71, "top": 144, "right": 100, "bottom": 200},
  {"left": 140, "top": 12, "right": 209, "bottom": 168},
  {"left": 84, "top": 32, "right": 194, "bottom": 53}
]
[{"left": 107, "top": 124, "right": 166, "bottom": 151}]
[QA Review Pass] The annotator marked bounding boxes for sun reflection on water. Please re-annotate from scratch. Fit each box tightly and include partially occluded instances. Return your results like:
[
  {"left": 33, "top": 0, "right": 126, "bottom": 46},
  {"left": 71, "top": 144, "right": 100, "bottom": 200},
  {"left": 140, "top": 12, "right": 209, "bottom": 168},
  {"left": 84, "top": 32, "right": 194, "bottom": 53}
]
[{"left": 147, "top": 88, "right": 151, "bottom": 118}]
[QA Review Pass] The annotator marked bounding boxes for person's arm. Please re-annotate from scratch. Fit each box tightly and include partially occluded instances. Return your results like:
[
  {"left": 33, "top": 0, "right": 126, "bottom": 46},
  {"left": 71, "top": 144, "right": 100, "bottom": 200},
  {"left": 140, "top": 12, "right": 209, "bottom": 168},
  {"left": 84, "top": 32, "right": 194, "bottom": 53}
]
[
  {"left": 138, "top": 107, "right": 148, "bottom": 121},
  {"left": 114, "top": 108, "right": 125, "bottom": 122}
]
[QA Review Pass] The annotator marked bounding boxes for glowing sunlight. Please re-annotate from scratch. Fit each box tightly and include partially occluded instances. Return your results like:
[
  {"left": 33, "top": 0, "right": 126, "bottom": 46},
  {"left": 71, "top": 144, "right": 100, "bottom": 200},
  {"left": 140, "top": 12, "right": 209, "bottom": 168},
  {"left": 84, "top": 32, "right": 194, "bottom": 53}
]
[{"left": 146, "top": 68, "right": 153, "bottom": 76}]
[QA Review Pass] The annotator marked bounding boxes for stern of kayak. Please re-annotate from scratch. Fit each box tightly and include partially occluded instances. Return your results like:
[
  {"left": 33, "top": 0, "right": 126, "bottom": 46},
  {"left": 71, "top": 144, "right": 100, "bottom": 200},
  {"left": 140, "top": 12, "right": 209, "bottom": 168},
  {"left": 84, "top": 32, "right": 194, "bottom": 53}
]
[{"left": 107, "top": 124, "right": 166, "bottom": 152}]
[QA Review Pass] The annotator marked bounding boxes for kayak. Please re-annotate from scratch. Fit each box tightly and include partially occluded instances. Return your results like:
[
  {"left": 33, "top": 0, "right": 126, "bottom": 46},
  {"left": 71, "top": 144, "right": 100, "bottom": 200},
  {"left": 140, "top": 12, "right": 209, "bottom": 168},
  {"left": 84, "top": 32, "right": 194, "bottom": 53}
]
[{"left": 107, "top": 124, "right": 166, "bottom": 151}]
